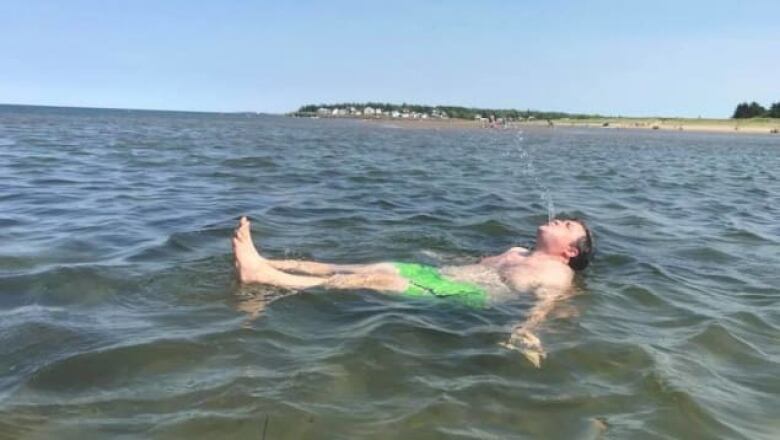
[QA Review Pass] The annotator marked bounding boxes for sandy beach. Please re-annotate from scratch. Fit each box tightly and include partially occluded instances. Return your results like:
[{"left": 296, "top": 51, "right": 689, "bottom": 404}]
[
  {"left": 550, "top": 117, "right": 780, "bottom": 135},
  {"left": 353, "top": 116, "right": 780, "bottom": 135}
]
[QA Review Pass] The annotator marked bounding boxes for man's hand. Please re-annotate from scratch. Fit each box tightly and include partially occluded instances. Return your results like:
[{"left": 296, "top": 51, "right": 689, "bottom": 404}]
[{"left": 500, "top": 328, "right": 546, "bottom": 368}]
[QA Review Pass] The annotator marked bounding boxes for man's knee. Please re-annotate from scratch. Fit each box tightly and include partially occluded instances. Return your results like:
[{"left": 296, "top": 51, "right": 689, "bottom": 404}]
[{"left": 356, "top": 263, "right": 399, "bottom": 274}]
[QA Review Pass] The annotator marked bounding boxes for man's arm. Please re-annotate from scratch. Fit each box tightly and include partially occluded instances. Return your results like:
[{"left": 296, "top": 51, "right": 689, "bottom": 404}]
[{"left": 500, "top": 287, "right": 571, "bottom": 368}]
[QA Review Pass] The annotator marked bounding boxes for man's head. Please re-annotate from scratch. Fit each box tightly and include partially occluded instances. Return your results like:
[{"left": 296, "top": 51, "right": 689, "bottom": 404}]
[{"left": 536, "top": 218, "right": 594, "bottom": 271}]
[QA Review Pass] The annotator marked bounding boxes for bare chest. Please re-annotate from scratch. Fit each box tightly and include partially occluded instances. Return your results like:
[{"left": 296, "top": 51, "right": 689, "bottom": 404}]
[
  {"left": 499, "top": 259, "right": 572, "bottom": 293},
  {"left": 497, "top": 264, "right": 546, "bottom": 292}
]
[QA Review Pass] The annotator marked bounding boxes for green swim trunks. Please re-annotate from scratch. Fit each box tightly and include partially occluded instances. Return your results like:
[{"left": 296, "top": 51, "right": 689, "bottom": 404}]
[{"left": 393, "top": 262, "right": 488, "bottom": 308}]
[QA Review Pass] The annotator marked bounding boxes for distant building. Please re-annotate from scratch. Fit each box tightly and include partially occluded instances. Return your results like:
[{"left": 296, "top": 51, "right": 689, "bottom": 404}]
[
  {"left": 391, "top": 110, "right": 401, "bottom": 118},
  {"left": 317, "top": 108, "right": 330, "bottom": 116},
  {"left": 364, "top": 106, "right": 375, "bottom": 115}
]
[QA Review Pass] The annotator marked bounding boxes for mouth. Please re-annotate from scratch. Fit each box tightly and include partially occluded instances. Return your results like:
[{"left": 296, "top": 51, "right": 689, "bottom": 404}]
[{"left": 539, "top": 219, "right": 559, "bottom": 231}]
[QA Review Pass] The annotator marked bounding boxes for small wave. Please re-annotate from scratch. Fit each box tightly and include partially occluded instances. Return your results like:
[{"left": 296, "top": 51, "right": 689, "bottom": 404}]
[
  {"left": 722, "top": 227, "right": 779, "bottom": 245},
  {"left": 220, "top": 156, "right": 278, "bottom": 168},
  {"left": 0, "top": 265, "right": 133, "bottom": 306},
  {"left": 460, "top": 219, "right": 515, "bottom": 236},
  {"left": 401, "top": 212, "right": 451, "bottom": 223},
  {"left": 671, "top": 246, "right": 733, "bottom": 264},
  {"left": 640, "top": 368, "right": 745, "bottom": 439},
  {"left": 723, "top": 310, "right": 778, "bottom": 334},
  {"left": 0, "top": 304, "right": 66, "bottom": 318},
  {"left": 25, "top": 338, "right": 211, "bottom": 393},
  {"left": 683, "top": 321, "right": 769, "bottom": 362},
  {"left": 125, "top": 233, "right": 196, "bottom": 263}
]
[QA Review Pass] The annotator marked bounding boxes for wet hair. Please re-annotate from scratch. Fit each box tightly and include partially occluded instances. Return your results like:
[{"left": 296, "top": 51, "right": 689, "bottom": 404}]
[{"left": 568, "top": 218, "right": 594, "bottom": 271}]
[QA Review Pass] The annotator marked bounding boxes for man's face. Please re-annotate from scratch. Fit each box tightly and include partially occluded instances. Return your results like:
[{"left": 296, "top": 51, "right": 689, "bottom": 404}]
[{"left": 537, "top": 219, "right": 587, "bottom": 257}]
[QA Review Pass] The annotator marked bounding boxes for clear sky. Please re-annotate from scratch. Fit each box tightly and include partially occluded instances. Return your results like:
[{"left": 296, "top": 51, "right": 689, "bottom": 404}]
[{"left": 1, "top": 0, "right": 778, "bottom": 117}]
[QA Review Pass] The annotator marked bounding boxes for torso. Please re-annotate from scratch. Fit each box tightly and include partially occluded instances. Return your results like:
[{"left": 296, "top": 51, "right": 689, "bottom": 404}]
[
  {"left": 439, "top": 263, "right": 515, "bottom": 300},
  {"left": 440, "top": 247, "right": 573, "bottom": 302}
]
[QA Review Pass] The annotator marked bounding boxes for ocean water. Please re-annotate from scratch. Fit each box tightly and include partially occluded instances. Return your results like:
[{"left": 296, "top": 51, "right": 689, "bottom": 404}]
[{"left": 0, "top": 105, "right": 778, "bottom": 439}]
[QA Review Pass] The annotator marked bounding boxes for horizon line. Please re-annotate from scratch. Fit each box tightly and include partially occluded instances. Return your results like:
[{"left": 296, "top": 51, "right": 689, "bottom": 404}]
[
  {"left": 0, "top": 102, "right": 276, "bottom": 116},
  {"left": 0, "top": 101, "right": 744, "bottom": 120}
]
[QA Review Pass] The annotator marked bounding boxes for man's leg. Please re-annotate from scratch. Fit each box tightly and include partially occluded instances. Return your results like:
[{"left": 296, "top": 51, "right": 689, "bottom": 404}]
[
  {"left": 232, "top": 217, "right": 407, "bottom": 293},
  {"left": 267, "top": 260, "right": 398, "bottom": 276}
]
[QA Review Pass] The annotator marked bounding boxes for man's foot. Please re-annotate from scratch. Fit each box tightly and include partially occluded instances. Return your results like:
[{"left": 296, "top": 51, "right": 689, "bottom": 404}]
[{"left": 232, "top": 216, "right": 270, "bottom": 284}]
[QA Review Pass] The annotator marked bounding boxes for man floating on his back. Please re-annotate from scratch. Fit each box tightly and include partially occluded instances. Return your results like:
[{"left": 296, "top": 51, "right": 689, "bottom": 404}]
[{"left": 232, "top": 215, "right": 594, "bottom": 367}]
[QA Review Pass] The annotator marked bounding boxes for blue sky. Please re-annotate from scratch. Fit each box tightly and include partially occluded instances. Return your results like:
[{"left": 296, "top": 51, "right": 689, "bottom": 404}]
[{"left": 1, "top": 0, "right": 778, "bottom": 117}]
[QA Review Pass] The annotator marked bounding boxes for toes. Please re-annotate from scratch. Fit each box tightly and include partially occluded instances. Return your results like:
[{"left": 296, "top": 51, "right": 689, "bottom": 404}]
[
  {"left": 234, "top": 217, "right": 251, "bottom": 236},
  {"left": 240, "top": 217, "right": 252, "bottom": 233},
  {"left": 235, "top": 216, "right": 248, "bottom": 231}
]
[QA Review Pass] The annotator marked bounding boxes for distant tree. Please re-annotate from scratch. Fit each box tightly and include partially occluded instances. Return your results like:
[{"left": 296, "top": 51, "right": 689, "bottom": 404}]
[
  {"left": 732, "top": 101, "right": 767, "bottom": 118},
  {"left": 292, "top": 102, "right": 604, "bottom": 120},
  {"left": 732, "top": 103, "right": 748, "bottom": 118},
  {"left": 749, "top": 102, "right": 766, "bottom": 117},
  {"left": 768, "top": 102, "right": 780, "bottom": 118}
]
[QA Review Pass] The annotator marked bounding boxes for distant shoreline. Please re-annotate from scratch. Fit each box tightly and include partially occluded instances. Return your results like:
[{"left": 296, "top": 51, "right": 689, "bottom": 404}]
[
  {"left": 293, "top": 102, "right": 780, "bottom": 136},
  {"left": 3, "top": 103, "right": 777, "bottom": 136},
  {"left": 317, "top": 115, "right": 780, "bottom": 136}
]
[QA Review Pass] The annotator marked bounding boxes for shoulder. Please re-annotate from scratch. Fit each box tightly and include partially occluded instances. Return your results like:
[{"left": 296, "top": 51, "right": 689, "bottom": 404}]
[
  {"left": 501, "top": 247, "right": 530, "bottom": 264},
  {"left": 537, "top": 263, "right": 574, "bottom": 291},
  {"left": 508, "top": 246, "right": 530, "bottom": 255}
]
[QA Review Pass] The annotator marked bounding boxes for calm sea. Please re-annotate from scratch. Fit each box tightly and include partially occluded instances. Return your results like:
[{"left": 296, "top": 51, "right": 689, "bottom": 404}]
[{"left": 1, "top": 105, "right": 778, "bottom": 439}]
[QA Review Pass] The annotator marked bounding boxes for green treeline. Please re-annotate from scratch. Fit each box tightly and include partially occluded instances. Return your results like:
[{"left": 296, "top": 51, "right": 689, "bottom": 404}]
[
  {"left": 296, "top": 102, "right": 602, "bottom": 120},
  {"left": 299, "top": 101, "right": 780, "bottom": 120},
  {"left": 732, "top": 101, "right": 780, "bottom": 119}
]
